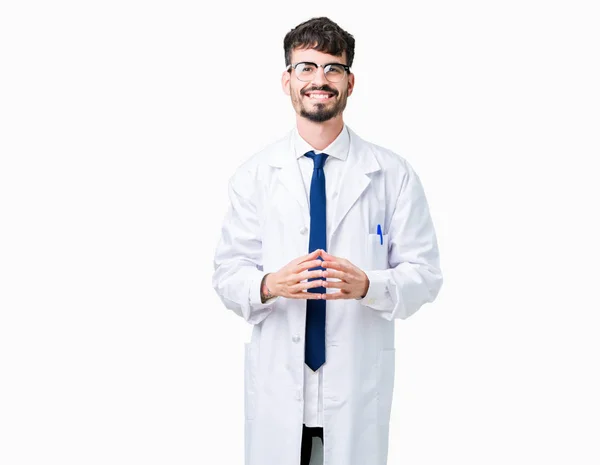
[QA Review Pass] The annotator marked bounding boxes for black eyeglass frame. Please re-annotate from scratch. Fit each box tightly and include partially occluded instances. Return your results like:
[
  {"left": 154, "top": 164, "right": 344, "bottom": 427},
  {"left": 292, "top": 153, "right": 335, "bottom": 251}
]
[{"left": 286, "top": 61, "right": 351, "bottom": 82}]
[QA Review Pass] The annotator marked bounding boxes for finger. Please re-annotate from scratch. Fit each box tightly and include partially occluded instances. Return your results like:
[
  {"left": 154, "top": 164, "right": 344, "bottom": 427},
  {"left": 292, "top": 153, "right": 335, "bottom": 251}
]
[
  {"left": 288, "top": 290, "right": 323, "bottom": 299},
  {"left": 297, "top": 254, "right": 324, "bottom": 267},
  {"left": 294, "top": 249, "right": 322, "bottom": 265},
  {"left": 320, "top": 250, "right": 339, "bottom": 261},
  {"left": 322, "top": 260, "right": 347, "bottom": 272},
  {"left": 323, "top": 290, "right": 353, "bottom": 300},
  {"left": 297, "top": 269, "right": 324, "bottom": 281},
  {"left": 296, "top": 259, "right": 325, "bottom": 272},
  {"left": 322, "top": 280, "right": 347, "bottom": 290},
  {"left": 292, "top": 279, "right": 326, "bottom": 292},
  {"left": 322, "top": 268, "right": 345, "bottom": 280},
  {"left": 320, "top": 250, "right": 348, "bottom": 261},
  {"left": 322, "top": 251, "right": 354, "bottom": 268}
]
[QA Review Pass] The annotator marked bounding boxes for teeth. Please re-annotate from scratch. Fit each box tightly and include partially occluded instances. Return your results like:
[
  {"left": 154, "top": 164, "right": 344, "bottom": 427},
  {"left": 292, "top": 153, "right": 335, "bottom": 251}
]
[{"left": 308, "top": 94, "right": 332, "bottom": 99}]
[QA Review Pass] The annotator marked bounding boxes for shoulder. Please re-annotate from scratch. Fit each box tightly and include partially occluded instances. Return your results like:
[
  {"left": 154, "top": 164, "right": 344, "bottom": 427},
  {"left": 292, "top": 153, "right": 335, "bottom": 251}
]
[
  {"left": 241, "top": 131, "right": 291, "bottom": 170},
  {"left": 228, "top": 129, "right": 292, "bottom": 192},
  {"left": 350, "top": 127, "right": 417, "bottom": 178},
  {"left": 349, "top": 128, "right": 427, "bottom": 206}
]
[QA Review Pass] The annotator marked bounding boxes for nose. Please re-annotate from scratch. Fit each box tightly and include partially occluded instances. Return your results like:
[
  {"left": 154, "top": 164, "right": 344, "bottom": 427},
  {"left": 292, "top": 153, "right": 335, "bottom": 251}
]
[{"left": 311, "top": 65, "right": 329, "bottom": 86}]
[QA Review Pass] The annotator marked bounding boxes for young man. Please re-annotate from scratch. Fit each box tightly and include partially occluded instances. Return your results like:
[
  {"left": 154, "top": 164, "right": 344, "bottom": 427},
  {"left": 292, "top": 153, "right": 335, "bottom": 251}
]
[{"left": 212, "top": 16, "right": 443, "bottom": 465}]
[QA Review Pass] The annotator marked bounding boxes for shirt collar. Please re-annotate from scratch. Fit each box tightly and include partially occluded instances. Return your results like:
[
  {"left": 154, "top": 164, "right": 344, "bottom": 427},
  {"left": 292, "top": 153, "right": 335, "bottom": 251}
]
[{"left": 293, "top": 124, "right": 350, "bottom": 161}]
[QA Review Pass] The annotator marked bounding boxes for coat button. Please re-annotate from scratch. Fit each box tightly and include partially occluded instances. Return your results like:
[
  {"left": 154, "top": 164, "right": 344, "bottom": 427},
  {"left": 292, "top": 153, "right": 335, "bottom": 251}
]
[
  {"left": 299, "top": 226, "right": 308, "bottom": 235},
  {"left": 292, "top": 334, "right": 301, "bottom": 343}
]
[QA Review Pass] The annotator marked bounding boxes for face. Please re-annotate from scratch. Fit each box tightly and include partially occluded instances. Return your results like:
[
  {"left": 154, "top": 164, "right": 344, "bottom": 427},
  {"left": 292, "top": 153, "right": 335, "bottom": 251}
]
[{"left": 282, "top": 47, "right": 355, "bottom": 123}]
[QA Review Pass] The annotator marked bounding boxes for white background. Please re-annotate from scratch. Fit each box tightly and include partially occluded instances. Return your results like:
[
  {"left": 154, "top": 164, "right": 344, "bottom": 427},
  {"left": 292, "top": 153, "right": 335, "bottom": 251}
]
[{"left": 1, "top": 0, "right": 599, "bottom": 464}]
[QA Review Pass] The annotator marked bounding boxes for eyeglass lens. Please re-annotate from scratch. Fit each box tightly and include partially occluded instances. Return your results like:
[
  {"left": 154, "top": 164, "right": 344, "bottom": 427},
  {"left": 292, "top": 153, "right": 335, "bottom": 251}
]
[{"left": 293, "top": 63, "right": 346, "bottom": 82}]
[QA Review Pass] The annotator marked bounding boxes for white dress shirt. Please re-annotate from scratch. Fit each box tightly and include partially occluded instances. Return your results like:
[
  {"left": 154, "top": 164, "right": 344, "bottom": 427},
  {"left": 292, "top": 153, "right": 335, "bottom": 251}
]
[{"left": 293, "top": 124, "right": 350, "bottom": 427}]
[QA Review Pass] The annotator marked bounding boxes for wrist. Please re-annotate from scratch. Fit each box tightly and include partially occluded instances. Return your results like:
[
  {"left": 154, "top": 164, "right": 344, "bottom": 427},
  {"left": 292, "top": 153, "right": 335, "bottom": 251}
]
[
  {"left": 359, "top": 274, "right": 370, "bottom": 299},
  {"left": 260, "top": 273, "right": 276, "bottom": 303}
]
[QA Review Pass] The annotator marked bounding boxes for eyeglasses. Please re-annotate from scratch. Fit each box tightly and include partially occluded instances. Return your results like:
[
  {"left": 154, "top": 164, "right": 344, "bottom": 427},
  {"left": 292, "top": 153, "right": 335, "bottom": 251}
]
[{"left": 286, "top": 61, "right": 351, "bottom": 83}]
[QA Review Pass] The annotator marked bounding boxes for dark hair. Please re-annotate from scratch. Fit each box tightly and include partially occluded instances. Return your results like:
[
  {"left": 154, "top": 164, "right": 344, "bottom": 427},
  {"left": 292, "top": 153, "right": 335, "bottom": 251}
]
[{"left": 283, "top": 17, "right": 355, "bottom": 68}]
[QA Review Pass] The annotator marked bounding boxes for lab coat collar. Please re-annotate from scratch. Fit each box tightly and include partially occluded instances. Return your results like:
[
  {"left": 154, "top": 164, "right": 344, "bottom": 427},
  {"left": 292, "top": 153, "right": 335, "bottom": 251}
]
[
  {"left": 267, "top": 125, "right": 379, "bottom": 172},
  {"left": 293, "top": 124, "right": 349, "bottom": 161},
  {"left": 268, "top": 125, "right": 381, "bottom": 239}
]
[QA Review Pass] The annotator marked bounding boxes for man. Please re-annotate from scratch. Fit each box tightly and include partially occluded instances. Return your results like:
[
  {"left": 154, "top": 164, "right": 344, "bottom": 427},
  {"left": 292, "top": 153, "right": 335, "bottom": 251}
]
[{"left": 212, "top": 16, "right": 443, "bottom": 465}]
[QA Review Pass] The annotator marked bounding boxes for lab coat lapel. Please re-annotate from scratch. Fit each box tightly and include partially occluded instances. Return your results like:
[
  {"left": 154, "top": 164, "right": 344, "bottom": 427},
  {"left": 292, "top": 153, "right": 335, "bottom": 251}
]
[
  {"left": 268, "top": 131, "right": 310, "bottom": 227},
  {"left": 330, "top": 127, "right": 381, "bottom": 240}
]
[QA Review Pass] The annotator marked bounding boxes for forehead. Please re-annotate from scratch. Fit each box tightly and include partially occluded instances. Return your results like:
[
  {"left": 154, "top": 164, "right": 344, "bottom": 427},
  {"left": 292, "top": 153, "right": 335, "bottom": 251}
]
[{"left": 291, "top": 47, "right": 347, "bottom": 65}]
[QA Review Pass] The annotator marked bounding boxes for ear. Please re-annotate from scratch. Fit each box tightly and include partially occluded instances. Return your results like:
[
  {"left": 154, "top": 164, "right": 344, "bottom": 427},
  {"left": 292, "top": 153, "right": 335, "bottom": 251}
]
[
  {"left": 281, "top": 69, "right": 291, "bottom": 96},
  {"left": 347, "top": 72, "right": 355, "bottom": 97}
]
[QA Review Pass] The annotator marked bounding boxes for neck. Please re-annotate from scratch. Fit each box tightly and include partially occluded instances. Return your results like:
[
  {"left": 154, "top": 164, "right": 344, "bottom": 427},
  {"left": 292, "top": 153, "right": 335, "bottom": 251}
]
[{"left": 296, "top": 115, "right": 344, "bottom": 151}]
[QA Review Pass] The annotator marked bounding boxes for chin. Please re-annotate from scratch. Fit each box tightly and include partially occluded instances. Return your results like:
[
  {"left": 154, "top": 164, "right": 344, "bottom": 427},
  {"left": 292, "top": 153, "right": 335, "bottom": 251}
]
[{"left": 300, "top": 110, "right": 338, "bottom": 123}]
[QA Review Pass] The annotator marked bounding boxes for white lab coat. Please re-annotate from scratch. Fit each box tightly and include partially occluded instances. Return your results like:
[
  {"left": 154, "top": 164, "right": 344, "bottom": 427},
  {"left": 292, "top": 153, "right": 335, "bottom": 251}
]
[{"left": 212, "top": 125, "right": 443, "bottom": 465}]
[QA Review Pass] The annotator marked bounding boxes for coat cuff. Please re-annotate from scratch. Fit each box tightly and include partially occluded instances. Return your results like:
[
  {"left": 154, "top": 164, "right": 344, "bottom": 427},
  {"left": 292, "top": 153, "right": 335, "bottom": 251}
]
[
  {"left": 249, "top": 272, "right": 280, "bottom": 307},
  {"left": 358, "top": 269, "right": 395, "bottom": 315}
]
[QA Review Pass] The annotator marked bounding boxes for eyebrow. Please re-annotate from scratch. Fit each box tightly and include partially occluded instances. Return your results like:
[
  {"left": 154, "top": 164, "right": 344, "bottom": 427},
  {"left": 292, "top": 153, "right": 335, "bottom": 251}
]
[{"left": 293, "top": 61, "right": 349, "bottom": 67}]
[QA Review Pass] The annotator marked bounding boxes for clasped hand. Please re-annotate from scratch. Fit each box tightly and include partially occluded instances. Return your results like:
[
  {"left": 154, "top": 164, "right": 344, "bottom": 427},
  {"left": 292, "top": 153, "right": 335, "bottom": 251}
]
[{"left": 263, "top": 249, "right": 369, "bottom": 300}]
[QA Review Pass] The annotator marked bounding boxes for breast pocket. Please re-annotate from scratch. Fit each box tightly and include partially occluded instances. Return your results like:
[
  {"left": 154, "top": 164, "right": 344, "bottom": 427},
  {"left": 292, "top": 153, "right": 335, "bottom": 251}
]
[{"left": 366, "top": 233, "right": 389, "bottom": 270}]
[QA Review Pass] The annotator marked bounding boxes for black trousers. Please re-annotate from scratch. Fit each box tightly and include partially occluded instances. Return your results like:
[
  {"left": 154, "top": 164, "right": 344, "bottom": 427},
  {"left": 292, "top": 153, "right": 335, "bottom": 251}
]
[{"left": 301, "top": 424, "right": 323, "bottom": 465}]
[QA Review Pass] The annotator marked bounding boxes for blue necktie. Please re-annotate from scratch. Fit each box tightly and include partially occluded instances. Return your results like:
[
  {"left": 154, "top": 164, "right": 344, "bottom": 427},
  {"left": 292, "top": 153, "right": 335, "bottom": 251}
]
[{"left": 304, "top": 150, "right": 328, "bottom": 371}]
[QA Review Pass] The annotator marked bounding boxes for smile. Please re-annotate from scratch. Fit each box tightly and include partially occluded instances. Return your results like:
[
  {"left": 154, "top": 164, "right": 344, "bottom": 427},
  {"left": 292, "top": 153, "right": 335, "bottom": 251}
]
[{"left": 305, "top": 93, "right": 335, "bottom": 101}]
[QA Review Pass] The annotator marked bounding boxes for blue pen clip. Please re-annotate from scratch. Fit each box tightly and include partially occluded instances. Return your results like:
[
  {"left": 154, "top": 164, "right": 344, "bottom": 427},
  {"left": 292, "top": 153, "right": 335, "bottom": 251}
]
[{"left": 377, "top": 224, "right": 383, "bottom": 245}]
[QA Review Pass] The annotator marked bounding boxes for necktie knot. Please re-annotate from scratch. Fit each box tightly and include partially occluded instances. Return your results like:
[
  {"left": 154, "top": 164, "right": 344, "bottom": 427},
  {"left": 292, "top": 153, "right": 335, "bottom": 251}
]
[{"left": 305, "top": 150, "right": 329, "bottom": 170}]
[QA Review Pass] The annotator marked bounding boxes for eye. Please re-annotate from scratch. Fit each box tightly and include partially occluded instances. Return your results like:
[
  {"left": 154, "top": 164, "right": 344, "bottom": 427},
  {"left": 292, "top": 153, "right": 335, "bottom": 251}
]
[
  {"left": 299, "top": 63, "right": 316, "bottom": 73},
  {"left": 326, "top": 65, "right": 344, "bottom": 74}
]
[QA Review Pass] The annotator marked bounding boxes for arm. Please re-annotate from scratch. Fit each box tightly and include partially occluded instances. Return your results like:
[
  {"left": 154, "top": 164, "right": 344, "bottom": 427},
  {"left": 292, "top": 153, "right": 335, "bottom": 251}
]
[
  {"left": 212, "top": 170, "right": 279, "bottom": 325},
  {"left": 359, "top": 161, "right": 443, "bottom": 320}
]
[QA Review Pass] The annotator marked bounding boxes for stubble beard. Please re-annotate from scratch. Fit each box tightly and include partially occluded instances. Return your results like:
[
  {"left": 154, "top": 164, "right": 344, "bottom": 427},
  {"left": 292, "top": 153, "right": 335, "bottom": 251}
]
[{"left": 294, "top": 89, "right": 348, "bottom": 123}]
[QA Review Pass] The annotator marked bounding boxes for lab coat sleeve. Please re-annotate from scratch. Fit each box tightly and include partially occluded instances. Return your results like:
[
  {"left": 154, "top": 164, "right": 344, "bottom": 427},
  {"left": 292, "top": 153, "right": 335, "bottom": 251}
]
[
  {"left": 212, "top": 169, "right": 279, "bottom": 325},
  {"left": 358, "top": 161, "right": 443, "bottom": 320}
]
